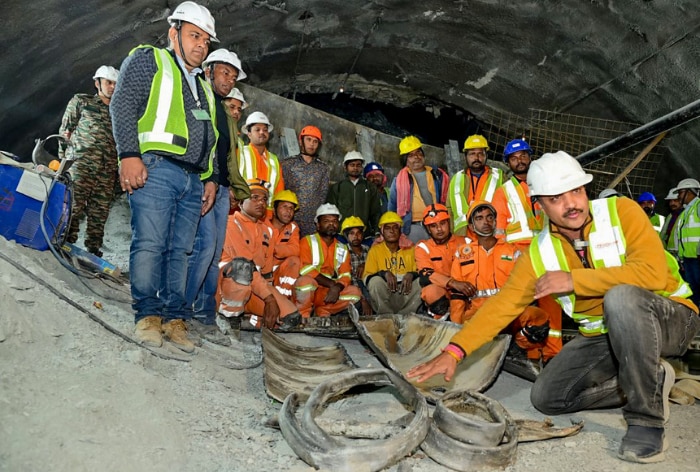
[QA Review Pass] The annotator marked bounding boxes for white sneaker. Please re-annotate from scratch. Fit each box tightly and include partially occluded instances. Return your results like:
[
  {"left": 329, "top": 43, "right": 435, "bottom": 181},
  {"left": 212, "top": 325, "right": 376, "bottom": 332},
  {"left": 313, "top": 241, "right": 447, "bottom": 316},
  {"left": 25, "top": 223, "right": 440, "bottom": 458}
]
[{"left": 659, "top": 359, "right": 675, "bottom": 423}]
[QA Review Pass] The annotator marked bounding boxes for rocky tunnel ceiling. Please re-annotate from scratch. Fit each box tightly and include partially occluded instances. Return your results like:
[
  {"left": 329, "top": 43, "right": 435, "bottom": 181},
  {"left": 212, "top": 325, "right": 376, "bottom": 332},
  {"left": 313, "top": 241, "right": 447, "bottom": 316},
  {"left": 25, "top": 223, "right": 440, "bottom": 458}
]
[{"left": 3, "top": 0, "right": 700, "bottom": 189}]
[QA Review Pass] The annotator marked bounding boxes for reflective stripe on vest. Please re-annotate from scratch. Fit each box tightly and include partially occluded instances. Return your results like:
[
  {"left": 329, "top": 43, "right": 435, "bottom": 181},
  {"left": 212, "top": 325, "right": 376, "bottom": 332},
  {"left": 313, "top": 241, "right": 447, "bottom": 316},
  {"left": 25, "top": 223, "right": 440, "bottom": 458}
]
[
  {"left": 300, "top": 234, "right": 348, "bottom": 280},
  {"left": 503, "top": 178, "right": 536, "bottom": 242},
  {"left": 239, "top": 145, "right": 281, "bottom": 207},
  {"left": 530, "top": 197, "right": 691, "bottom": 335},
  {"left": 678, "top": 198, "right": 700, "bottom": 258},
  {"left": 449, "top": 167, "right": 502, "bottom": 235},
  {"left": 135, "top": 46, "right": 218, "bottom": 179},
  {"left": 416, "top": 242, "right": 430, "bottom": 254},
  {"left": 650, "top": 213, "right": 665, "bottom": 233}
]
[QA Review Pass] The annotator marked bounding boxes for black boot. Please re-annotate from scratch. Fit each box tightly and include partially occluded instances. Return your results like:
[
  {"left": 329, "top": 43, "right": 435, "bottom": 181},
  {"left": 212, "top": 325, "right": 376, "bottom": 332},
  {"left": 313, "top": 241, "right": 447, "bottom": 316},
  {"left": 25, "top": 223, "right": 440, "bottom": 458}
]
[{"left": 617, "top": 425, "right": 666, "bottom": 463}]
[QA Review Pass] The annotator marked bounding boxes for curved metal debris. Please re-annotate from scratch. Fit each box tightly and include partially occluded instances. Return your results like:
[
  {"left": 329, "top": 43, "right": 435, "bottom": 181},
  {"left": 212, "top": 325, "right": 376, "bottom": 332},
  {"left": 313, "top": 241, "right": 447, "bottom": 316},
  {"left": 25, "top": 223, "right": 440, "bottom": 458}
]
[
  {"left": 421, "top": 391, "right": 518, "bottom": 471},
  {"left": 515, "top": 417, "right": 584, "bottom": 442},
  {"left": 349, "top": 308, "right": 510, "bottom": 402},
  {"left": 261, "top": 328, "right": 357, "bottom": 402},
  {"left": 432, "top": 390, "right": 508, "bottom": 447},
  {"left": 278, "top": 368, "right": 430, "bottom": 472}
]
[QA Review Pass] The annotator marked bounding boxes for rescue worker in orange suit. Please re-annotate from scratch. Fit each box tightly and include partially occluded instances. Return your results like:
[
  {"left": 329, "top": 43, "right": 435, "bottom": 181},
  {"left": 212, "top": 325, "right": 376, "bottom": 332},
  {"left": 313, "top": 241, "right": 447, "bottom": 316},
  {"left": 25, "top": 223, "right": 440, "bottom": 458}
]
[
  {"left": 450, "top": 201, "right": 560, "bottom": 362},
  {"left": 491, "top": 138, "right": 562, "bottom": 359},
  {"left": 217, "top": 179, "right": 302, "bottom": 331},
  {"left": 447, "top": 134, "right": 504, "bottom": 236},
  {"left": 268, "top": 190, "right": 302, "bottom": 301},
  {"left": 295, "top": 203, "right": 362, "bottom": 318},
  {"left": 414, "top": 204, "right": 471, "bottom": 319},
  {"left": 238, "top": 111, "right": 285, "bottom": 217}
]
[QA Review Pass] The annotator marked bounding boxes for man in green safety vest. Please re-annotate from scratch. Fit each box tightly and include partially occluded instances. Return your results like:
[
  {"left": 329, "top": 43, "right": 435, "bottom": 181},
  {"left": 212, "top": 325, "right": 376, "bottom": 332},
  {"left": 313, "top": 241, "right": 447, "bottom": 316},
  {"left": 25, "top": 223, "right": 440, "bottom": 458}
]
[
  {"left": 409, "top": 151, "right": 700, "bottom": 465},
  {"left": 110, "top": 1, "right": 220, "bottom": 352}
]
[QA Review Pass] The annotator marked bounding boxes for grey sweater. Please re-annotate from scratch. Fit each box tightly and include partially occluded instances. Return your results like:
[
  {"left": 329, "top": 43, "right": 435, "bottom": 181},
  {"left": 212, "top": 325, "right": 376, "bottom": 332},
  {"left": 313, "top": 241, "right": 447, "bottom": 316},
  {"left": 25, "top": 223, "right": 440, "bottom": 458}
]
[{"left": 110, "top": 47, "right": 218, "bottom": 180}]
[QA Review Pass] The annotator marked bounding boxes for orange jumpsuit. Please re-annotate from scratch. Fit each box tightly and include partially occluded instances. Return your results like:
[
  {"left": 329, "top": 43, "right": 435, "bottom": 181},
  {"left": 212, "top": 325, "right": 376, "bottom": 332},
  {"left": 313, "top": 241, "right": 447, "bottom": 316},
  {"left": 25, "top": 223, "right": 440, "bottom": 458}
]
[
  {"left": 217, "top": 211, "right": 297, "bottom": 328},
  {"left": 414, "top": 234, "right": 470, "bottom": 317},
  {"left": 268, "top": 219, "right": 301, "bottom": 300},
  {"left": 296, "top": 234, "right": 362, "bottom": 317},
  {"left": 450, "top": 238, "right": 558, "bottom": 361},
  {"left": 491, "top": 177, "right": 562, "bottom": 360},
  {"left": 238, "top": 144, "right": 285, "bottom": 217}
]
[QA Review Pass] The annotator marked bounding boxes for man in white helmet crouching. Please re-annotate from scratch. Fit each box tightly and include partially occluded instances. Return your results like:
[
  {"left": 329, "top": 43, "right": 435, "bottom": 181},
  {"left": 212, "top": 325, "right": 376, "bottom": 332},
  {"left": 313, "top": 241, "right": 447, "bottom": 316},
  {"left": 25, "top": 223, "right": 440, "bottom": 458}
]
[{"left": 408, "top": 151, "right": 700, "bottom": 464}]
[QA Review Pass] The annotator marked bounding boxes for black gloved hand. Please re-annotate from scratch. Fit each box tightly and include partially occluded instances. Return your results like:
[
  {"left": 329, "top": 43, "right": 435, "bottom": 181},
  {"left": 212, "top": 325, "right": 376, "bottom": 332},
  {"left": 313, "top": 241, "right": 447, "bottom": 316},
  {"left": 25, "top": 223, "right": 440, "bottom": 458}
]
[{"left": 521, "top": 320, "right": 550, "bottom": 344}]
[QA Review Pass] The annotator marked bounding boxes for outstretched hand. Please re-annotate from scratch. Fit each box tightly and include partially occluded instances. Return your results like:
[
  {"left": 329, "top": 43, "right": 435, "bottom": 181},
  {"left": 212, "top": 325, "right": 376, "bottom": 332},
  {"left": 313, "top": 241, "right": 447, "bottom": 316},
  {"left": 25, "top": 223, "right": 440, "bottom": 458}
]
[{"left": 406, "top": 351, "right": 458, "bottom": 383}]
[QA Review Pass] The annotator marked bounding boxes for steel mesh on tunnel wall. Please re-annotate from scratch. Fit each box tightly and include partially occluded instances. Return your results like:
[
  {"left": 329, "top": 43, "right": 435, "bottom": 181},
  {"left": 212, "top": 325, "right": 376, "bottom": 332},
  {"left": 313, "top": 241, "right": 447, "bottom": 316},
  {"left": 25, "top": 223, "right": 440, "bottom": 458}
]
[{"left": 478, "top": 108, "right": 666, "bottom": 199}]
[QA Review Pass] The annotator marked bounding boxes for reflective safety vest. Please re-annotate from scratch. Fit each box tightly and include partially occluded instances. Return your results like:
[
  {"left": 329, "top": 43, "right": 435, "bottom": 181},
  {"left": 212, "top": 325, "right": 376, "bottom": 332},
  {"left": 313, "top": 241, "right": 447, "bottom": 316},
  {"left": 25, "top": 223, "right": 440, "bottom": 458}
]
[
  {"left": 300, "top": 234, "right": 351, "bottom": 281},
  {"left": 530, "top": 197, "right": 692, "bottom": 335},
  {"left": 239, "top": 144, "right": 281, "bottom": 207},
  {"left": 677, "top": 197, "right": 700, "bottom": 258},
  {"left": 649, "top": 213, "right": 665, "bottom": 233},
  {"left": 449, "top": 167, "right": 502, "bottom": 235},
  {"left": 502, "top": 177, "right": 542, "bottom": 243},
  {"left": 661, "top": 213, "right": 680, "bottom": 253},
  {"left": 134, "top": 46, "right": 218, "bottom": 179}
]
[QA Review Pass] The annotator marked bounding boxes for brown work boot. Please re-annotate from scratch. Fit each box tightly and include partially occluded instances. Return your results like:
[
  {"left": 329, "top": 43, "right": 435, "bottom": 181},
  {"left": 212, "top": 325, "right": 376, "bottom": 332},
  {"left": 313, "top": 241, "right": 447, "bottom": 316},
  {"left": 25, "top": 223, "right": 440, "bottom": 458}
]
[
  {"left": 162, "top": 319, "right": 196, "bottom": 353},
  {"left": 135, "top": 316, "right": 163, "bottom": 347}
]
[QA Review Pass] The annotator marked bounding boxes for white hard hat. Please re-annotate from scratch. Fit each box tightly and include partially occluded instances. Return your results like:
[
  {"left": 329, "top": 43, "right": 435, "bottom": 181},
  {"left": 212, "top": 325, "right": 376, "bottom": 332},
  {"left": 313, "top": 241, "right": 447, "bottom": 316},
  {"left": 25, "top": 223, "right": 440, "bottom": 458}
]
[
  {"left": 527, "top": 151, "right": 593, "bottom": 196},
  {"left": 225, "top": 88, "right": 248, "bottom": 109},
  {"left": 93, "top": 65, "right": 119, "bottom": 82},
  {"left": 665, "top": 188, "right": 679, "bottom": 200},
  {"left": 242, "top": 111, "right": 273, "bottom": 133},
  {"left": 343, "top": 150, "right": 365, "bottom": 164},
  {"left": 167, "top": 1, "right": 218, "bottom": 43},
  {"left": 202, "top": 49, "right": 246, "bottom": 80},
  {"left": 675, "top": 178, "right": 700, "bottom": 191},
  {"left": 315, "top": 203, "right": 341, "bottom": 223},
  {"left": 598, "top": 188, "right": 621, "bottom": 199}
]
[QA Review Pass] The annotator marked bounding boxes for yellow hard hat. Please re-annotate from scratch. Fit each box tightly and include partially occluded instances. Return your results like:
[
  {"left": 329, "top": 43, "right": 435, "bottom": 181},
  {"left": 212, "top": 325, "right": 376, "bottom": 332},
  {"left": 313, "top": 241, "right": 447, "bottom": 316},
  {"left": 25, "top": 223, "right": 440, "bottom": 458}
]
[
  {"left": 378, "top": 211, "right": 403, "bottom": 228},
  {"left": 271, "top": 189, "right": 299, "bottom": 209},
  {"left": 463, "top": 134, "right": 490, "bottom": 151},
  {"left": 341, "top": 216, "right": 366, "bottom": 233},
  {"left": 399, "top": 136, "right": 422, "bottom": 155}
]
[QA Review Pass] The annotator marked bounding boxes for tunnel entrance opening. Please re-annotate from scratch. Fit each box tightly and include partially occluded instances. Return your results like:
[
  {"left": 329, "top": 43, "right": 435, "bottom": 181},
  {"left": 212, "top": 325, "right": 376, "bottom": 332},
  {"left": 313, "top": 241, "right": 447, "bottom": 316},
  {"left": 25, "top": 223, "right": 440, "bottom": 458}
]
[{"left": 292, "top": 92, "right": 485, "bottom": 149}]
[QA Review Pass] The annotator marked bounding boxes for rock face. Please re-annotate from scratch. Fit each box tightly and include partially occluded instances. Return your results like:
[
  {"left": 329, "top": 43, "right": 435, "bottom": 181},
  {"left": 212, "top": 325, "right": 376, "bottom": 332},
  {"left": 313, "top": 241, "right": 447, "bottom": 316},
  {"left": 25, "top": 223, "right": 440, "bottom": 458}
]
[{"left": 2, "top": 0, "right": 699, "bottom": 187}]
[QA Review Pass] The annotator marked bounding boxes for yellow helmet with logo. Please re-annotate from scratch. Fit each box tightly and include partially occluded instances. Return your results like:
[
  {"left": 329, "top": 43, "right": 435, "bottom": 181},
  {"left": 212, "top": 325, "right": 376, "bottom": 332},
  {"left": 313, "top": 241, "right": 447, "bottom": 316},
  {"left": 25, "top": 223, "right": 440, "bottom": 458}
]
[
  {"left": 399, "top": 136, "right": 422, "bottom": 155},
  {"left": 378, "top": 211, "right": 403, "bottom": 228},
  {"left": 272, "top": 190, "right": 299, "bottom": 209},
  {"left": 463, "top": 134, "right": 490, "bottom": 151},
  {"left": 341, "top": 216, "right": 366, "bottom": 233}
]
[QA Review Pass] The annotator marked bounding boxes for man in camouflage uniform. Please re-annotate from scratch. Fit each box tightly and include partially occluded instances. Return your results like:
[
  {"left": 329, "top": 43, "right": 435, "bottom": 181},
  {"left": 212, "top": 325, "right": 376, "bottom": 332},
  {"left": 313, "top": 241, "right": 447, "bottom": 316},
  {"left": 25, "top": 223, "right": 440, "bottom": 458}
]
[{"left": 59, "top": 65, "right": 119, "bottom": 257}]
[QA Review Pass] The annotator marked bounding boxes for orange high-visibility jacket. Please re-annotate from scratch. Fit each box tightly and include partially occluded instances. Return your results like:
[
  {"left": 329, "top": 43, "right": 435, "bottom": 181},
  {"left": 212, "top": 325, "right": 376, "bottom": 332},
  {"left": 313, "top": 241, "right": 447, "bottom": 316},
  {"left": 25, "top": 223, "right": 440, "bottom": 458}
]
[
  {"left": 415, "top": 235, "right": 470, "bottom": 288},
  {"left": 220, "top": 210, "right": 274, "bottom": 300},
  {"left": 269, "top": 220, "right": 300, "bottom": 266},
  {"left": 299, "top": 235, "right": 352, "bottom": 287}
]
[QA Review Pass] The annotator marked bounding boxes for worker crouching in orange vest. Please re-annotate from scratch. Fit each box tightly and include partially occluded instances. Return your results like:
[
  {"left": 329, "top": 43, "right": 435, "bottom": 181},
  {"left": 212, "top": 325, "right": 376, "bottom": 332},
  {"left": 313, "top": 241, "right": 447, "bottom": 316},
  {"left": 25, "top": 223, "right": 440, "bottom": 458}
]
[
  {"left": 295, "top": 203, "right": 362, "bottom": 317},
  {"left": 217, "top": 180, "right": 302, "bottom": 331},
  {"left": 268, "top": 190, "right": 302, "bottom": 301},
  {"left": 450, "top": 201, "right": 560, "bottom": 362},
  {"left": 415, "top": 204, "right": 471, "bottom": 319}
]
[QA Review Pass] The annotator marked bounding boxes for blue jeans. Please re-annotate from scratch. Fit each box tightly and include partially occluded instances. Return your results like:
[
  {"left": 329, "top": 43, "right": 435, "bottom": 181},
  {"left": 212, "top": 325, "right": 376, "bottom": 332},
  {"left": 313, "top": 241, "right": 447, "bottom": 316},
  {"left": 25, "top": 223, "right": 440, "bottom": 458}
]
[
  {"left": 682, "top": 257, "right": 700, "bottom": 306},
  {"left": 185, "top": 185, "right": 229, "bottom": 324},
  {"left": 128, "top": 153, "right": 203, "bottom": 323},
  {"left": 531, "top": 285, "right": 700, "bottom": 428}
]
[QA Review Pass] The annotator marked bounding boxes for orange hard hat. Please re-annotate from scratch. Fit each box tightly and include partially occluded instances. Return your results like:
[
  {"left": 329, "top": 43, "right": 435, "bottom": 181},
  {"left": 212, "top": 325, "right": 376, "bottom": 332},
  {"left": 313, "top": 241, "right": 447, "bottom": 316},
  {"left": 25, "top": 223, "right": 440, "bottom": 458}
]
[
  {"left": 422, "top": 203, "right": 450, "bottom": 226},
  {"left": 299, "top": 125, "right": 322, "bottom": 142}
]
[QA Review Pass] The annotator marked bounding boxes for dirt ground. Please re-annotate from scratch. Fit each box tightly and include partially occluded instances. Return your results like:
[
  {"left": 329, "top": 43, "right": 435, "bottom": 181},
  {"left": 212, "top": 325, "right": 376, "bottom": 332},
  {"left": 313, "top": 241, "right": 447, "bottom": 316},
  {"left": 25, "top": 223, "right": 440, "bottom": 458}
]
[{"left": 1, "top": 196, "right": 699, "bottom": 471}]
